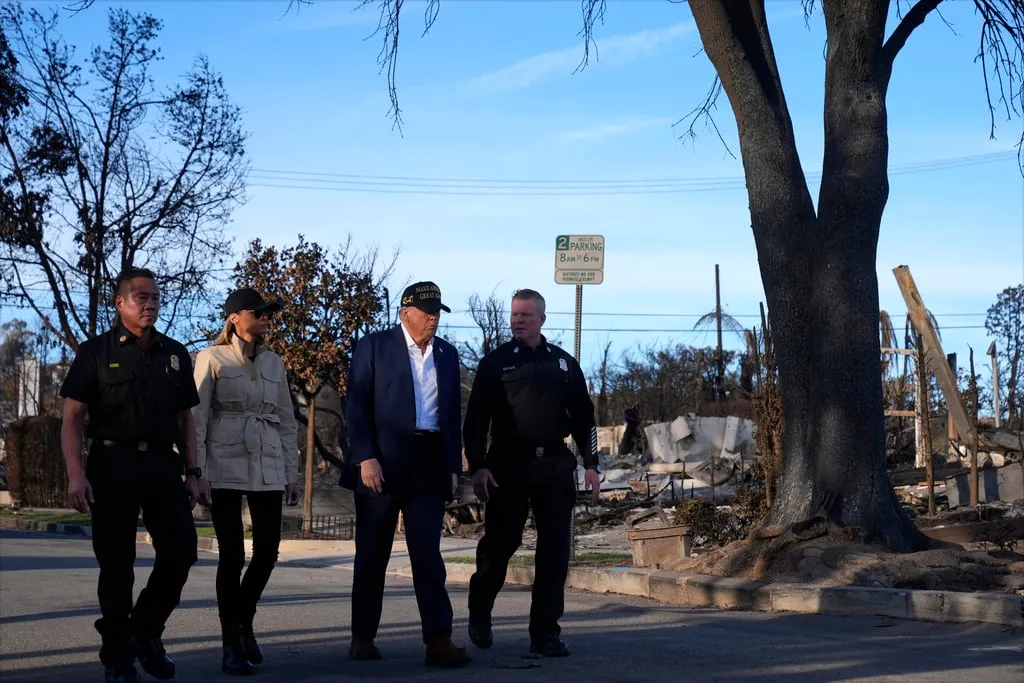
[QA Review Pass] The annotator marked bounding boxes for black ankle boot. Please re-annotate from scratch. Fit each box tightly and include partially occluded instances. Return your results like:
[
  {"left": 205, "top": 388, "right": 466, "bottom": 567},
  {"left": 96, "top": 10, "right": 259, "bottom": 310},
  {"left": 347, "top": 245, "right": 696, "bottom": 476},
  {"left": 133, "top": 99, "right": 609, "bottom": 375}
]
[
  {"left": 239, "top": 624, "right": 263, "bottom": 665},
  {"left": 221, "top": 642, "right": 255, "bottom": 676}
]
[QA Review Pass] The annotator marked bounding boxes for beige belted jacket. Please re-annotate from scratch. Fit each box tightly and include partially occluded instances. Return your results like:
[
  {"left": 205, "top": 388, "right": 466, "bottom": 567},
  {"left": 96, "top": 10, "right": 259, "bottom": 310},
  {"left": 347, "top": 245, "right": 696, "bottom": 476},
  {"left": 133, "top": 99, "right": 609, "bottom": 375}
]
[{"left": 192, "top": 335, "right": 299, "bottom": 491}]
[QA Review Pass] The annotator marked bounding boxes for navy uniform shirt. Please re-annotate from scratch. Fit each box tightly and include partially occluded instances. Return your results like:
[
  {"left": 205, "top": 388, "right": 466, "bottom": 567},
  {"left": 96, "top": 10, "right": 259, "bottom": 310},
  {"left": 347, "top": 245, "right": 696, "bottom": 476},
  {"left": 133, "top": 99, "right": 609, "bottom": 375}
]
[
  {"left": 463, "top": 336, "right": 597, "bottom": 475},
  {"left": 59, "top": 325, "right": 200, "bottom": 446}
]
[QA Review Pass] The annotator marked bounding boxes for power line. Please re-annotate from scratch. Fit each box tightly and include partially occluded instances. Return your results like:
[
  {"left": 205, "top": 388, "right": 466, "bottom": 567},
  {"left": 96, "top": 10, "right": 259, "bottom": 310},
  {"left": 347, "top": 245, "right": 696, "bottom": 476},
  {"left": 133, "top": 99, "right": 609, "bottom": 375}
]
[
  {"left": 0, "top": 298, "right": 990, "bottom": 322},
  {"left": 0, "top": 302, "right": 994, "bottom": 333},
  {"left": 245, "top": 150, "right": 1017, "bottom": 196},
  {"left": 537, "top": 310, "right": 988, "bottom": 319},
  {"left": 4, "top": 287, "right": 991, "bottom": 320},
  {"left": 442, "top": 324, "right": 992, "bottom": 333},
  {"left": 246, "top": 181, "right": 739, "bottom": 197},
  {"left": 251, "top": 150, "right": 1014, "bottom": 185}
]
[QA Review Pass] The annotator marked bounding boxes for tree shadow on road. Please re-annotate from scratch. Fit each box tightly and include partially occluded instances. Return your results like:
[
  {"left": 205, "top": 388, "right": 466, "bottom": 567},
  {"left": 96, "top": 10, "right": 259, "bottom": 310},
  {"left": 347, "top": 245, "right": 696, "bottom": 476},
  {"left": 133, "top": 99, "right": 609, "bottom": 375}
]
[
  {"left": 2, "top": 585, "right": 1021, "bottom": 683},
  {"left": 0, "top": 553, "right": 221, "bottom": 572},
  {"left": 0, "top": 589, "right": 420, "bottom": 627}
]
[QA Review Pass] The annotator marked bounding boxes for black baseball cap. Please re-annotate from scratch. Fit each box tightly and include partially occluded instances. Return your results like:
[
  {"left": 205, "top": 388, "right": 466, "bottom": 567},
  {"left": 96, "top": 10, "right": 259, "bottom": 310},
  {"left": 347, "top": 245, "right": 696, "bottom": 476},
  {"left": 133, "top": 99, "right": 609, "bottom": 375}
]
[
  {"left": 400, "top": 281, "right": 450, "bottom": 314},
  {"left": 223, "top": 287, "right": 282, "bottom": 316}
]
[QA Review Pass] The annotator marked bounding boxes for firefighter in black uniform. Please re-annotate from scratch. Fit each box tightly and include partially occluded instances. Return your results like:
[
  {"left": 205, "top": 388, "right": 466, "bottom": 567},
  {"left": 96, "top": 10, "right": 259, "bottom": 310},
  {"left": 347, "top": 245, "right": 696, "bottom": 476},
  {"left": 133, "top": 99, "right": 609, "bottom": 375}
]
[
  {"left": 60, "top": 267, "right": 210, "bottom": 683},
  {"left": 463, "top": 288, "right": 600, "bottom": 657}
]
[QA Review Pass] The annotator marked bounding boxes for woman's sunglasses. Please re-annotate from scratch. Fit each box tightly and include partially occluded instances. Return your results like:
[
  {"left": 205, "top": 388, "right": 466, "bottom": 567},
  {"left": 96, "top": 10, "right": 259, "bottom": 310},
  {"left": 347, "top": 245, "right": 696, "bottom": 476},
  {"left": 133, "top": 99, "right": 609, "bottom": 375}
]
[{"left": 245, "top": 309, "right": 274, "bottom": 320}]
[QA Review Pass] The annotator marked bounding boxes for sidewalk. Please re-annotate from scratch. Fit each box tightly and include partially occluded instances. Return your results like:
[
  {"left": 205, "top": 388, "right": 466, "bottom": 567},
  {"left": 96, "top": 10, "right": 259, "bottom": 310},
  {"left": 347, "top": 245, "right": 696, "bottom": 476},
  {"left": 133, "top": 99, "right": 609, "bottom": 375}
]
[{"left": 2, "top": 510, "right": 1021, "bottom": 630}]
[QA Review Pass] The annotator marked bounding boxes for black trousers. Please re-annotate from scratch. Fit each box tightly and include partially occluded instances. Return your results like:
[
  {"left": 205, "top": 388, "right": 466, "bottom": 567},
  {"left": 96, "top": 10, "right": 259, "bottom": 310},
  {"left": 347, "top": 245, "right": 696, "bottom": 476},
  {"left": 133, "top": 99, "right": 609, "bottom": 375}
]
[
  {"left": 351, "top": 434, "right": 453, "bottom": 643},
  {"left": 87, "top": 445, "right": 198, "bottom": 669},
  {"left": 210, "top": 489, "right": 284, "bottom": 645},
  {"left": 468, "top": 452, "right": 576, "bottom": 643}
]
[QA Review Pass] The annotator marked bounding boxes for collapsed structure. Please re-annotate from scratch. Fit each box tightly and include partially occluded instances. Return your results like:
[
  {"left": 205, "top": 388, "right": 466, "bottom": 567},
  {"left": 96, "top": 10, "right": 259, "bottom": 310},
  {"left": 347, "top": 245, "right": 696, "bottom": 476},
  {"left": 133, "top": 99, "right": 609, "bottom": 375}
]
[{"left": 591, "top": 416, "right": 757, "bottom": 505}]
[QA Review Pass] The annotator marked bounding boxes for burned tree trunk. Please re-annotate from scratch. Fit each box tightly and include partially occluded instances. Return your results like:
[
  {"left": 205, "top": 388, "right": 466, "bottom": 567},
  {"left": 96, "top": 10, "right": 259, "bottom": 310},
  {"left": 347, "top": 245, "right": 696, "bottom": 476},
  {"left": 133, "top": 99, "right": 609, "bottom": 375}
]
[{"left": 689, "top": 0, "right": 928, "bottom": 551}]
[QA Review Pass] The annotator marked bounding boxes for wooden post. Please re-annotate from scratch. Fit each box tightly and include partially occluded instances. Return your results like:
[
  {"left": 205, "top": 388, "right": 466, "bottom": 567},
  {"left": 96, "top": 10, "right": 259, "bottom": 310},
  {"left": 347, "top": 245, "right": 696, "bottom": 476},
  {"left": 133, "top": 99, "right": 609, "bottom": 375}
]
[
  {"left": 915, "top": 357, "right": 927, "bottom": 469},
  {"left": 304, "top": 395, "right": 316, "bottom": 533},
  {"left": 988, "top": 341, "right": 1001, "bottom": 428},
  {"left": 915, "top": 337, "right": 934, "bottom": 515},
  {"left": 969, "top": 348, "right": 979, "bottom": 508},
  {"left": 892, "top": 266, "right": 975, "bottom": 449},
  {"left": 884, "top": 347, "right": 922, "bottom": 459},
  {"left": 946, "top": 353, "right": 958, "bottom": 458}
]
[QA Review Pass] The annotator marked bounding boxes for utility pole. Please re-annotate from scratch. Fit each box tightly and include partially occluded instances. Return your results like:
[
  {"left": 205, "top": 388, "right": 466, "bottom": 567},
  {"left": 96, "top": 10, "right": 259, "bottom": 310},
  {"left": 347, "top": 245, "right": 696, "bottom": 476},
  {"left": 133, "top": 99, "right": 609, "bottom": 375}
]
[{"left": 715, "top": 264, "right": 724, "bottom": 402}]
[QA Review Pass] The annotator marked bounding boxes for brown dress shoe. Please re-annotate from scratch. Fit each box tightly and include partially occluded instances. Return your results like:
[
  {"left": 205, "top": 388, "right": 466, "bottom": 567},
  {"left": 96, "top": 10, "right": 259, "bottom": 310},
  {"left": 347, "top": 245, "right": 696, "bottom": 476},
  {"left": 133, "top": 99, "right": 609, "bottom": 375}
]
[
  {"left": 424, "top": 634, "right": 471, "bottom": 667},
  {"left": 348, "top": 638, "right": 382, "bottom": 661}
]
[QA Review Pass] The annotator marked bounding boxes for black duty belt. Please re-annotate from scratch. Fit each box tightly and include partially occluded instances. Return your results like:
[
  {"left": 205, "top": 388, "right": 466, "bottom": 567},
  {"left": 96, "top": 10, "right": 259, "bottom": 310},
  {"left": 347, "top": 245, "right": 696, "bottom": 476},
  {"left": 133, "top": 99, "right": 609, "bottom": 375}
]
[
  {"left": 532, "top": 443, "right": 568, "bottom": 457},
  {"left": 412, "top": 430, "right": 441, "bottom": 438},
  {"left": 95, "top": 439, "right": 171, "bottom": 452}
]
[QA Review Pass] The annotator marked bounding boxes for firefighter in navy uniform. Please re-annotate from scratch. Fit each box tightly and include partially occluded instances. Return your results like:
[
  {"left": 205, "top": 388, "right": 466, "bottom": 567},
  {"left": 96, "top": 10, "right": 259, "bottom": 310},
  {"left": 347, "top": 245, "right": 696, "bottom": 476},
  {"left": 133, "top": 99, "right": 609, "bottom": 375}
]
[
  {"left": 60, "top": 267, "right": 210, "bottom": 683},
  {"left": 463, "top": 288, "right": 601, "bottom": 657}
]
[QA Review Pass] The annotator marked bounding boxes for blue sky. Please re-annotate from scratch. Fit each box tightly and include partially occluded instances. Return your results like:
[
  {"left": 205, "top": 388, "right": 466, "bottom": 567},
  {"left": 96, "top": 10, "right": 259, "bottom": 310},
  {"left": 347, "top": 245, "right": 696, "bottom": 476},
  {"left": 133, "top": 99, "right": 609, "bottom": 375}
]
[{"left": 7, "top": 0, "right": 1023, "bottom": 378}]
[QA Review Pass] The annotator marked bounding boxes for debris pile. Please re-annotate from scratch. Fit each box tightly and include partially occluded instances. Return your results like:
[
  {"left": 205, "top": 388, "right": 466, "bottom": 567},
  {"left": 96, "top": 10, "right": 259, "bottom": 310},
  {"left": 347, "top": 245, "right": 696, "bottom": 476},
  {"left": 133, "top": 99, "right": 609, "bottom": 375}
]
[
  {"left": 584, "top": 414, "right": 759, "bottom": 504},
  {"left": 681, "top": 516, "right": 1024, "bottom": 593}
]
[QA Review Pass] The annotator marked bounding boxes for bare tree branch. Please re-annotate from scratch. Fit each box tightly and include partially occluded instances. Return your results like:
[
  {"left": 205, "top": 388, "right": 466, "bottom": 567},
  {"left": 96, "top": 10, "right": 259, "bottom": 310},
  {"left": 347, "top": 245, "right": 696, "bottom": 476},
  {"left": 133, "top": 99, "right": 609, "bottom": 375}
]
[
  {"left": 63, "top": 0, "right": 94, "bottom": 15},
  {"left": 457, "top": 288, "right": 510, "bottom": 373},
  {"left": 881, "top": 0, "right": 944, "bottom": 71},
  {"left": 972, "top": 0, "right": 1024, "bottom": 148},
  {"left": 577, "top": 0, "right": 607, "bottom": 72},
  {"left": 361, "top": 0, "right": 440, "bottom": 132},
  {"left": 1, "top": 6, "right": 247, "bottom": 349},
  {"left": 422, "top": 0, "right": 440, "bottom": 37},
  {"left": 934, "top": 5, "right": 959, "bottom": 35},
  {"left": 672, "top": 75, "right": 736, "bottom": 157},
  {"left": 284, "top": 0, "right": 314, "bottom": 19},
  {"left": 802, "top": 0, "right": 819, "bottom": 22}
]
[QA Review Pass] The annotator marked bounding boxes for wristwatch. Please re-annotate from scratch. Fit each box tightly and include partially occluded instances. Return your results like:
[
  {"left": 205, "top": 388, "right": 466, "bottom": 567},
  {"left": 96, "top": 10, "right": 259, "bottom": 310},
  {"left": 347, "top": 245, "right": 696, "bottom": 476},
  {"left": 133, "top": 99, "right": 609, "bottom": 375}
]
[{"left": 184, "top": 467, "right": 203, "bottom": 479}]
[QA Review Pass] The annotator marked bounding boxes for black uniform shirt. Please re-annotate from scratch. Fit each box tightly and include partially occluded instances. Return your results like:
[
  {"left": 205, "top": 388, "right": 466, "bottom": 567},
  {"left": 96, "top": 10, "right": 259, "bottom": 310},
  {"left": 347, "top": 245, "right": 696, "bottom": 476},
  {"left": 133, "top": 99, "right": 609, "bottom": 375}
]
[
  {"left": 463, "top": 336, "right": 597, "bottom": 474},
  {"left": 59, "top": 324, "right": 200, "bottom": 445}
]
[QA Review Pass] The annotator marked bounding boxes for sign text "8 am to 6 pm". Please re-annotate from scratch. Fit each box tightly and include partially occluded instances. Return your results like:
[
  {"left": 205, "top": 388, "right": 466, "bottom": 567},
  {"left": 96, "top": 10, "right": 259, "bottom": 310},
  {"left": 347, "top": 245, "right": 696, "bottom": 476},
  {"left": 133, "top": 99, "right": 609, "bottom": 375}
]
[{"left": 554, "top": 234, "right": 605, "bottom": 285}]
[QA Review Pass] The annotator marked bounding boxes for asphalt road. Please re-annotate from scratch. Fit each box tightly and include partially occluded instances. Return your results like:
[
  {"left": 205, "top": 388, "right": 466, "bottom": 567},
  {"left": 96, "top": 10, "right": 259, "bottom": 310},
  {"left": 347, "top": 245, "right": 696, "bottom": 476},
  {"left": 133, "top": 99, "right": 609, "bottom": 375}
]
[{"left": 1, "top": 530, "right": 1022, "bottom": 682}]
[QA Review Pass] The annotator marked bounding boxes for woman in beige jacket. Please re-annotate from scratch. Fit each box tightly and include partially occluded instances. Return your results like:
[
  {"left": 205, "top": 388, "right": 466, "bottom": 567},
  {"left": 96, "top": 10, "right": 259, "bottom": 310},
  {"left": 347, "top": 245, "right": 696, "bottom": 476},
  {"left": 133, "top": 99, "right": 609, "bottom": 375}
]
[{"left": 193, "top": 287, "right": 299, "bottom": 676}]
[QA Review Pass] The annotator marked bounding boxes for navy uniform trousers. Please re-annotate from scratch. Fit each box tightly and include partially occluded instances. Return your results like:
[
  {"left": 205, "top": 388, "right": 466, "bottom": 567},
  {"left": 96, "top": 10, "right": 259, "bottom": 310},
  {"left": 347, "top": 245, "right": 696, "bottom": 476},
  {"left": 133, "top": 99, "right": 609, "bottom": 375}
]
[
  {"left": 468, "top": 449, "right": 577, "bottom": 643},
  {"left": 87, "top": 443, "right": 198, "bottom": 669}
]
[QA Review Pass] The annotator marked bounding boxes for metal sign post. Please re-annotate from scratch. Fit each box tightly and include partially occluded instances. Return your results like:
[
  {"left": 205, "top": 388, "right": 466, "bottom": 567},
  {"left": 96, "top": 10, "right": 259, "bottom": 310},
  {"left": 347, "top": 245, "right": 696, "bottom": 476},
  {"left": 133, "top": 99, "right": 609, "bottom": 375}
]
[
  {"left": 554, "top": 234, "right": 604, "bottom": 563},
  {"left": 573, "top": 284, "right": 583, "bottom": 361},
  {"left": 554, "top": 233, "right": 604, "bottom": 360}
]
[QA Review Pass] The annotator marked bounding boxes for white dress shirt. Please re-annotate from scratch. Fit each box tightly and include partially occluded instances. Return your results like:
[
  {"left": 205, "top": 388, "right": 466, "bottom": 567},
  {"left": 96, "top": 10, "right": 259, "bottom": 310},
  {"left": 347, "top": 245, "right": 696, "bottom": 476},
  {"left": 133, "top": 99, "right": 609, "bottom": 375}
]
[{"left": 401, "top": 323, "right": 440, "bottom": 431}]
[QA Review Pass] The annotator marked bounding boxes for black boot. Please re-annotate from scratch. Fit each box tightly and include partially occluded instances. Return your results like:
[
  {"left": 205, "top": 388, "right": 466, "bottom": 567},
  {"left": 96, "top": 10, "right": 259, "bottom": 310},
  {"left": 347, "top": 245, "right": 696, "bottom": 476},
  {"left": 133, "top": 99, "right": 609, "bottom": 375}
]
[
  {"left": 221, "top": 642, "right": 255, "bottom": 676},
  {"left": 132, "top": 636, "right": 175, "bottom": 680},
  {"left": 239, "top": 624, "right": 263, "bottom": 665},
  {"left": 529, "top": 637, "right": 570, "bottom": 657},
  {"left": 468, "top": 616, "right": 493, "bottom": 649},
  {"left": 104, "top": 665, "right": 141, "bottom": 683}
]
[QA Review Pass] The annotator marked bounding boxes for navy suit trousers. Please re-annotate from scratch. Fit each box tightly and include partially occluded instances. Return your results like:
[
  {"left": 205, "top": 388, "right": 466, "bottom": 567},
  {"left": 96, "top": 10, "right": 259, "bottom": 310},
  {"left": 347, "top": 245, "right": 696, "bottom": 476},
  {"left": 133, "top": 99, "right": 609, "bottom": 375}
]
[{"left": 350, "top": 434, "right": 453, "bottom": 643}]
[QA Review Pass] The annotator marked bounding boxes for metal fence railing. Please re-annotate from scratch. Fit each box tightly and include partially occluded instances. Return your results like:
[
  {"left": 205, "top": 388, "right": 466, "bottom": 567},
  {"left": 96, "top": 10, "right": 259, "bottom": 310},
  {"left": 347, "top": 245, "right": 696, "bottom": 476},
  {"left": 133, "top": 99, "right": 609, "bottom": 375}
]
[{"left": 285, "top": 514, "right": 355, "bottom": 541}]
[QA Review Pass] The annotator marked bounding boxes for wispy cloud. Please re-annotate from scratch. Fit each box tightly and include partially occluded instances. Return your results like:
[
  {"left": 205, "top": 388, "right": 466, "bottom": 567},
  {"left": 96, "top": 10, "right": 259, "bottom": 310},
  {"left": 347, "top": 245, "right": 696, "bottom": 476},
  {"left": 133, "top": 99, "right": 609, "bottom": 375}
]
[
  {"left": 262, "top": 3, "right": 381, "bottom": 34},
  {"left": 557, "top": 116, "right": 674, "bottom": 142},
  {"left": 458, "top": 22, "right": 695, "bottom": 97}
]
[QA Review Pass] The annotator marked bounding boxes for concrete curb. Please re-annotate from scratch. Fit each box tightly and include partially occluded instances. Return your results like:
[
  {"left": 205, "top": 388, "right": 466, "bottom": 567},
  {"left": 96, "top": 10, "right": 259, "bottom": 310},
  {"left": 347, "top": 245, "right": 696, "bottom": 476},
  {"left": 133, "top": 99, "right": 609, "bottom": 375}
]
[
  {"left": 0, "top": 516, "right": 93, "bottom": 537},
  {"left": 6, "top": 518, "right": 1022, "bottom": 629},
  {"left": 416, "top": 563, "right": 1024, "bottom": 630},
  {"left": 135, "top": 531, "right": 222, "bottom": 553}
]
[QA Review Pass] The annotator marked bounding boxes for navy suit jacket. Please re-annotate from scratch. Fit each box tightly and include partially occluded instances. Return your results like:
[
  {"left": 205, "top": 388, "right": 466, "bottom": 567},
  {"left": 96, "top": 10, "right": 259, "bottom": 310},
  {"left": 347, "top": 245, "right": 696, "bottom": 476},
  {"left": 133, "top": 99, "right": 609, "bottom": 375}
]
[{"left": 340, "top": 324, "right": 462, "bottom": 497}]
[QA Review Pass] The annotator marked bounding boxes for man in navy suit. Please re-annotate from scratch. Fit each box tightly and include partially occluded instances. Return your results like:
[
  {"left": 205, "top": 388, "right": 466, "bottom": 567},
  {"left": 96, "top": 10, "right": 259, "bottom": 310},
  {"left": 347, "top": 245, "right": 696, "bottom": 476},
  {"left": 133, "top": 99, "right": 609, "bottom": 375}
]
[{"left": 341, "top": 281, "right": 470, "bottom": 667}]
